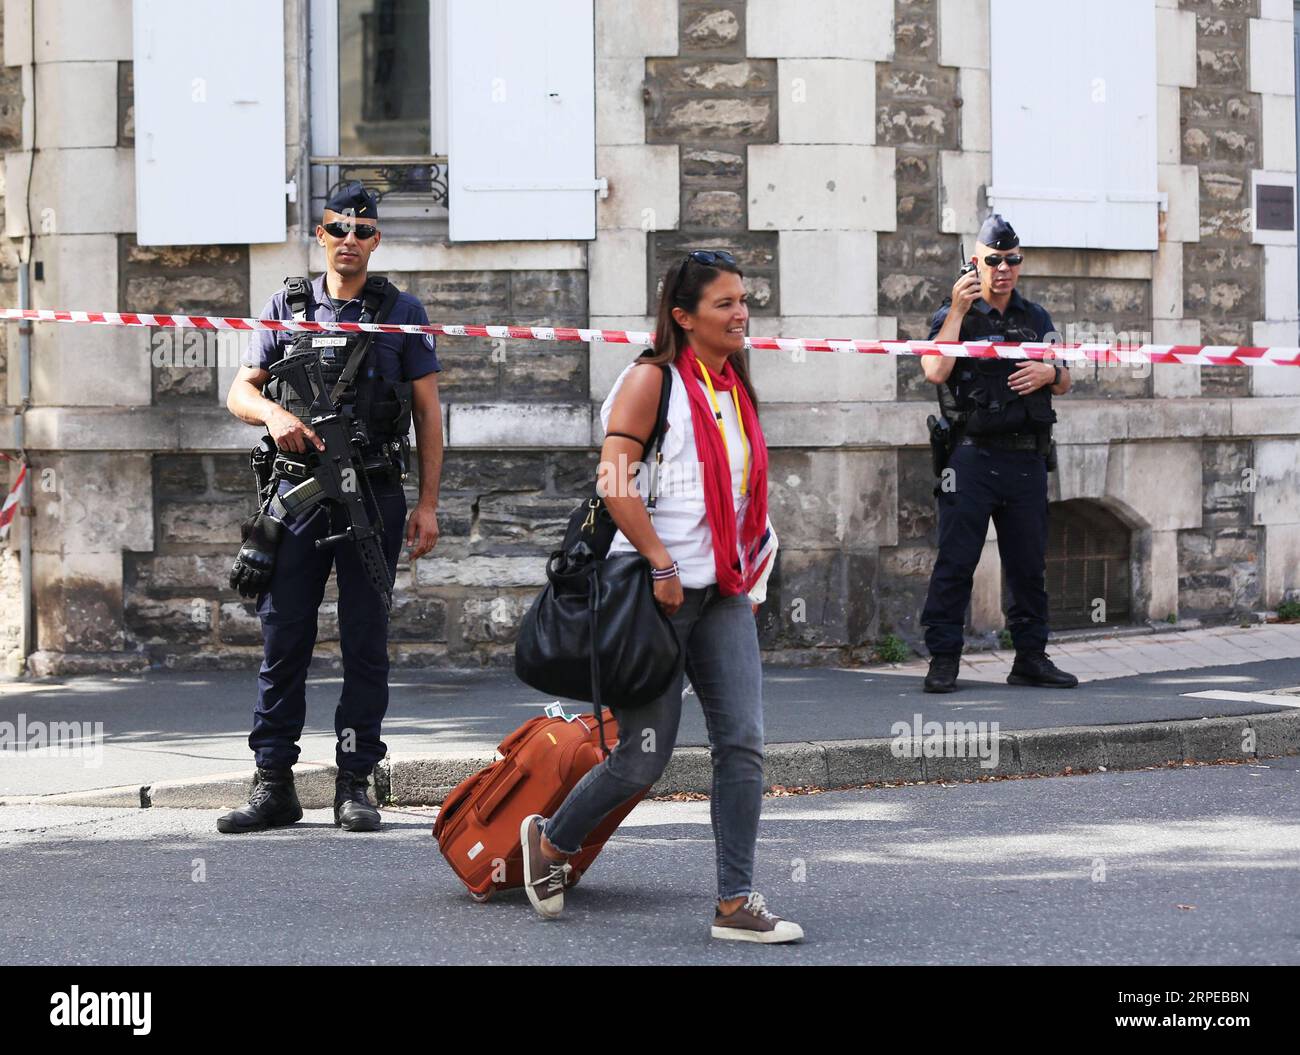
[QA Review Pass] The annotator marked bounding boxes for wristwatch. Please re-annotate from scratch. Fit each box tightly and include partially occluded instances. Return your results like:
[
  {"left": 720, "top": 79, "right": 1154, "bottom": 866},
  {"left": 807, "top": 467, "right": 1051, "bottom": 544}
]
[{"left": 1051, "top": 365, "right": 1063, "bottom": 386}]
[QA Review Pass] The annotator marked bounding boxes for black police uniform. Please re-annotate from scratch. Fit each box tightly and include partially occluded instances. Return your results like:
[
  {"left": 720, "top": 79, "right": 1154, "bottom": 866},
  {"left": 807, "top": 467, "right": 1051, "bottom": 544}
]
[
  {"left": 920, "top": 219, "right": 1060, "bottom": 662},
  {"left": 239, "top": 191, "right": 441, "bottom": 778}
]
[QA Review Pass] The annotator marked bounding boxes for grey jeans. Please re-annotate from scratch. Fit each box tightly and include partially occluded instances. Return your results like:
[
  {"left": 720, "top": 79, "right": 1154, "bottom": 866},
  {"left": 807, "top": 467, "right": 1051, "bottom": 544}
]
[{"left": 543, "top": 584, "right": 766, "bottom": 900}]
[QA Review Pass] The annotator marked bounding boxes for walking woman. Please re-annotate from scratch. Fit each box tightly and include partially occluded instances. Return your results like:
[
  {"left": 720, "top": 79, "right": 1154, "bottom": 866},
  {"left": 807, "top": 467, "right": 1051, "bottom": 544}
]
[{"left": 520, "top": 251, "right": 801, "bottom": 943}]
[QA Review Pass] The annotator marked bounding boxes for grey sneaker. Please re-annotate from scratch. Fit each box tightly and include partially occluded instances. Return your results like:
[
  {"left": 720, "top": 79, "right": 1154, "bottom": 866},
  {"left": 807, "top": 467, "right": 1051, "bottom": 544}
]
[
  {"left": 711, "top": 892, "right": 804, "bottom": 944},
  {"left": 520, "top": 814, "right": 571, "bottom": 919}
]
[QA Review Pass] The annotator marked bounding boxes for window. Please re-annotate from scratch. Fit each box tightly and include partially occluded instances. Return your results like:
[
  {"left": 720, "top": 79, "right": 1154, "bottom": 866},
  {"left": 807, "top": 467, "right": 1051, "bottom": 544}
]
[
  {"left": 309, "top": 0, "right": 450, "bottom": 235},
  {"left": 309, "top": 0, "right": 599, "bottom": 242}
]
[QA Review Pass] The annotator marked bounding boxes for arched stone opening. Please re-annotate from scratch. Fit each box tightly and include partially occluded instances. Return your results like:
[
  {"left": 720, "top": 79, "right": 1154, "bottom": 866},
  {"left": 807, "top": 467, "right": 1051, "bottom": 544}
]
[{"left": 1043, "top": 499, "right": 1135, "bottom": 629}]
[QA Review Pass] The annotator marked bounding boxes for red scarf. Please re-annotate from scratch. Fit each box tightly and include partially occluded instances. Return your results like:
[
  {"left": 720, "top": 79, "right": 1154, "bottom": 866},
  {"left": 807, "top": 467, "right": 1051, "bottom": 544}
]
[{"left": 676, "top": 345, "right": 768, "bottom": 596}]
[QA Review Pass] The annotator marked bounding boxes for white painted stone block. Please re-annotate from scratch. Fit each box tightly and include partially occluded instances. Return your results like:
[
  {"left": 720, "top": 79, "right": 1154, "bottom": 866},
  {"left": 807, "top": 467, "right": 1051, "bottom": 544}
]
[
  {"left": 31, "top": 327, "right": 153, "bottom": 407},
  {"left": 34, "top": 0, "right": 132, "bottom": 62},
  {"left": 588, "top": 320, "right": 656, "bottom": 403},
  {"left": 1250, "top": 17, "right": 1295, "bottom": 96},
  {"left": 34, "top": 61, "right": 118, "bottom": 149},
  {"left": 1254, "top": 438, "right": 1300, "bottom": 527},
  {"left": 1153, "top": 240, "right": 1183, "bottom": 320},
  {"left": 747, "top": 0, "right": 894, "bottom": 61},
  {"left": 596, "top": 145, "right": 680, "bottom": 231},
  {"left": 1158, "top": 163, "right": 1200, "bottom": 243},
  {"left": 750, "top": 336, "right": 896, "bottom": 403},
  {"left": 41, "top": 234, "right": 118, "bottom": 311},
  {"left": 777, "top": 59, "right": 875, "bottom": 145},
  {"left": 1149, "top": 529, "right": 1180, "bottom": 621},
  {"left": 1156, "top": 85, "right": 1180, "bottom": 165},
  {"left": 960, "top": 67, "right": 990, "bottom": 152},
  {"left": 1262, "top": 93, "right": 1298, "bottom": 174},
  {"left": 1263, "top": 523, "right": 1300, "bottom": 606},
  {"left": 589, "top": 228, "right": 647, "bottom": 318},
  {"left": 749, "top": 316, "right": 897, "bottom": 342},
  {"left": 939, "top": 149, "right": 990, "bottom": 235},
  {"left": 596, "top": 0, "right": 677, "bottom": 58},
  {"left": 4, "top": 0, "right": 32, "bottom": 66},
  {"left": 1250, "top": 321, "right": 1300, "bottom": 396},
  {"left": 779, "top": 230, "right": 877, "bottom": 316},
  {"left": 1156, "top": 8, "right": 1197, "bottom": 88},
  {"left": 310, "top": 239, "right": 587, "bottom": 274},
  {"left": 749, "top": 145, "right": 896, "bottom": 231},
  {"left": 449, "top": 403, "right": 591, "bottom": 448},
  {"left": 25, "top": 148, "right": 136, "bottom": 235},
  {"left": 1052, "top": 443, "right": 1109, "bottom": 502},
  {"left": 597, "top": 58, "right": 647, "bottom": 146},
  {"left": 1105, "top": 441, "right": 1203, "bottom": 531},
  {"left": 1152, "top": 319, "right": 1202, "bottom": 398},
  {"left": 938, "top": 0, "right": 989, "bottom": 70}
]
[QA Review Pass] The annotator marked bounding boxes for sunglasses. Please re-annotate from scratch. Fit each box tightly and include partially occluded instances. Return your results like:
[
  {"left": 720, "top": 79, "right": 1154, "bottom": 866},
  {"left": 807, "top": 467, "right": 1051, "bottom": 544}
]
[
  {"left": 686, "top": 249, "right": 736, "bottom": 267},
  {"left": 982, "top": 253, "right": 1023, "bottom": 268},
  {"left": 323, "top": 221, "right": 378, "bottom": 240}
]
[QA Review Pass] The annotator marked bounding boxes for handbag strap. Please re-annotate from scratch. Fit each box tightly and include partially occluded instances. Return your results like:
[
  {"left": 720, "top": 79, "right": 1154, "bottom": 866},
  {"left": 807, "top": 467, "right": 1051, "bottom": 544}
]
[
  {"left": 645, "top": 362, "right": 672, "bottom": 515},
  {"left": 588, "top": 564, "right": 611, "bottom": 758}
]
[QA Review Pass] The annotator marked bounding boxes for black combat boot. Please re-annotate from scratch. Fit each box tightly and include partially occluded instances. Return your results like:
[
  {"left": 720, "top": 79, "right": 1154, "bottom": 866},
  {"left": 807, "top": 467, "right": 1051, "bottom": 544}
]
[
  {"left": 334, "top": 769, "right": 381, "bottom": 832},
  {"left": 216, "top": 767, "right": 303, "bottom": 834},
  {"left": 923, "top": 654, "right": 961, "bottom": 693},
  {"left": 1007, "top": 650, "right": 1079, "bottom": 688}
]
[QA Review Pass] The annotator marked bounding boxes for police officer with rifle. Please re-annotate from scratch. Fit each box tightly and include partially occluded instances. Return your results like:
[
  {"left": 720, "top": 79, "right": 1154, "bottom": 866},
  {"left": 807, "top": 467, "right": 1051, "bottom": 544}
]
[
  {"left": 222, "top": 183, "right": 443, "bottom": 833},
  {"left": 920, "top": 214, "right": 1078, "bottom": 694}
]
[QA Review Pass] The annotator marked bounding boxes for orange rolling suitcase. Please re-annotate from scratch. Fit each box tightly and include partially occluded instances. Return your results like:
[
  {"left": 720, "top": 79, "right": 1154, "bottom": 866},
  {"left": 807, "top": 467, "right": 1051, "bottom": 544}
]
[{"left": 433, "top": 704, "right": 646, "bottom": 902}]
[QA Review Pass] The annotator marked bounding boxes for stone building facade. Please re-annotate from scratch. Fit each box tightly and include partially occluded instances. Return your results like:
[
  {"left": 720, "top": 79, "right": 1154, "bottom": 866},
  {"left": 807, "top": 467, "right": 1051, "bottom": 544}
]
[{"left": 1, "top": 0, "right": 1297, "bottom": 676}]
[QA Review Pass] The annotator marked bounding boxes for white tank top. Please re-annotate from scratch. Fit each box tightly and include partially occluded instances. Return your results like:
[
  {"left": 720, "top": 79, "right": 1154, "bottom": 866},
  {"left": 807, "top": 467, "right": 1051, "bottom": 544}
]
[{"left": 601, "top": 360, "right": 749, "bottom": 588}]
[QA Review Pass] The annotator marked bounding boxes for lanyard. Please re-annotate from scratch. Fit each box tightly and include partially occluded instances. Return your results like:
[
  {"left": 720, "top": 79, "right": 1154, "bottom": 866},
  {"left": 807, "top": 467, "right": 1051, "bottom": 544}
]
[{"left": 694, "top": 358, "right": 749, "bottom": 497}]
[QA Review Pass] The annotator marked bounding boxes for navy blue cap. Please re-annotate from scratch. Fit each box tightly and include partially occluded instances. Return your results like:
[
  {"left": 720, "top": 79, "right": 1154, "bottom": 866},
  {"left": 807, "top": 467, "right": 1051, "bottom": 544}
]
[
  {"left": 977, "top": 213, "right": 1019, "bottom": 250},
  {"left": 324, "top": 181, "right": 380, "bottom": 220}
]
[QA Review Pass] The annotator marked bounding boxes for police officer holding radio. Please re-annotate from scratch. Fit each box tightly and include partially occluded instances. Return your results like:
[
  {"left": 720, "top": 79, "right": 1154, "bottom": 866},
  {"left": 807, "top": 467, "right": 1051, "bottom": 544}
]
[
  {"left": 919, "top": 214, "right": 1078, "bottom": 694},
  {"left": 221, "top": 182, "right": 443, "bottom": 833}
]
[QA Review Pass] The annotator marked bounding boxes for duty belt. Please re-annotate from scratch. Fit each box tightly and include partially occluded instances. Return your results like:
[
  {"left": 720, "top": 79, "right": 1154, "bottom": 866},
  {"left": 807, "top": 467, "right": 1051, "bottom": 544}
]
[{"left": 959, "top": 433, "right": 1042, "bottom": 452}]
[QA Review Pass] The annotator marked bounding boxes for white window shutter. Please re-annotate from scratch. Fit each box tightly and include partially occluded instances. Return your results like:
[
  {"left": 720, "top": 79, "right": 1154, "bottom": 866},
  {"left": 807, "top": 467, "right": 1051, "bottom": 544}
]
[
  {"left": 989, "top": 0, "right": 1158, "bottom": 251},
  {"left": 447, "top": 0, "right": 597, "bottom": 241},
  {"left": 132, "top": 0, "right": 287, "bottom": 246}
]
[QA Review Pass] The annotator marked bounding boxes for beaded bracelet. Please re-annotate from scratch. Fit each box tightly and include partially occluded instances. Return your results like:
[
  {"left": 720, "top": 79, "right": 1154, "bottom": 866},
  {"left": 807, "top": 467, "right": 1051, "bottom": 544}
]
[{"left": 650, "top": 561, "right": 680, "bottom": 581}]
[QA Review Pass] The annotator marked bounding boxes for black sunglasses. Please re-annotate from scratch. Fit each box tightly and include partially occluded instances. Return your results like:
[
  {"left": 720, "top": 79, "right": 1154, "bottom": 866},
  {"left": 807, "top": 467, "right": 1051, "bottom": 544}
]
[
  {"left": 323, "top": 221, "right": 378, "bottom": 240},
  {"left": 983, "top": 253, "right": 1023, "bottom": 268},
  {"left": 686, "top": 249, "right": 736, "bottom": 267}
]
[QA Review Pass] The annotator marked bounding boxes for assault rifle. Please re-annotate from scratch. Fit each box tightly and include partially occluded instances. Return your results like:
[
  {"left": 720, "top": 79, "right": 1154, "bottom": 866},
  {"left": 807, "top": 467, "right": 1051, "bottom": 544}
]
[{"left": 266, "top": 348, "right": 394, "bottom": 612}]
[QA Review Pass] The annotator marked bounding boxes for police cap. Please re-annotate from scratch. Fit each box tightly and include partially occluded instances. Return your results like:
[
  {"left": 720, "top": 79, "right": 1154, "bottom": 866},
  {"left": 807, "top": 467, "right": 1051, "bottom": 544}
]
[
  {"left": 324, "top": 181, "right": 380, "bottom": 220},
  {"left": 977, "top": 213, "right": 1019, "bottom": 251}
]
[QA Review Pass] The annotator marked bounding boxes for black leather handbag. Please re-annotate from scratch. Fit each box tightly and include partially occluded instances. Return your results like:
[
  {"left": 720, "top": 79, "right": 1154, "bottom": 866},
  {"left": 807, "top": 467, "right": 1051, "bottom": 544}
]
[{"left": 514, "top": 360, "right": 681, "bottom": 749}]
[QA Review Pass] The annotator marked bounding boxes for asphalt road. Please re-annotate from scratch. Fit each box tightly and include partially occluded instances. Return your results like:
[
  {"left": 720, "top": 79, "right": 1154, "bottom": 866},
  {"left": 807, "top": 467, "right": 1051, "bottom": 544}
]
[
  {"left": 3, "top": 657, "right": 1299, "bottom": 796},
  {"left": 2, "top": 756, "right": 1297, "bottom": 966}
]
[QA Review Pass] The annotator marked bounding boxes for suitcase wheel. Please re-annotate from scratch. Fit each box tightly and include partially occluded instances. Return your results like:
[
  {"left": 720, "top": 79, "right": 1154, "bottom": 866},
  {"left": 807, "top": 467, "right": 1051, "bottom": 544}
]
[{"left": 468, "top": 887, "right": 493, "bottom": 903}]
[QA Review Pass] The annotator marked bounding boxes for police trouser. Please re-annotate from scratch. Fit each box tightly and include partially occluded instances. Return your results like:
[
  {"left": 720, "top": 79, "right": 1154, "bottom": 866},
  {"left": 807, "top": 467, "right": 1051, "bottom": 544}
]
[
  {"left": 921, "top": 442, "right": 1050, "bottom": 657},
  {"left": 250, "top": 474, "right": 406, "bottom": 773}
]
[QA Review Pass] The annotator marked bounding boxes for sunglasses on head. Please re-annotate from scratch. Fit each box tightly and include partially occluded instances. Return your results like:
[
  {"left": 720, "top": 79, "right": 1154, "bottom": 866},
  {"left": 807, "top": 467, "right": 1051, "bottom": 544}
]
[
  {"left": 686, "top": 249, "right": 736, "bottom": 267},
  {"left": 323, "top": 221, "right": 378, "bottom": 240},
  {"left": 982, "top": 253, "right": 1023, "bottom": 268}
]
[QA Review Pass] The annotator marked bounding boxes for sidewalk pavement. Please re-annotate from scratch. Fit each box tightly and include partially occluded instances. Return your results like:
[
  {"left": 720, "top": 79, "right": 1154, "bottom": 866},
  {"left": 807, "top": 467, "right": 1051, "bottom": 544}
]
[{"left": 1, "top": 623, "right": 1298, "bottom": 810}]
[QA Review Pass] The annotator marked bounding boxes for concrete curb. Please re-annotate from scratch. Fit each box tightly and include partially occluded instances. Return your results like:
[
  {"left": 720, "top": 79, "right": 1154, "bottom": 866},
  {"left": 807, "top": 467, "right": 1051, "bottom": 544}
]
[{"left": 3, "top": 712, "right": 1297, "bottom": 810}]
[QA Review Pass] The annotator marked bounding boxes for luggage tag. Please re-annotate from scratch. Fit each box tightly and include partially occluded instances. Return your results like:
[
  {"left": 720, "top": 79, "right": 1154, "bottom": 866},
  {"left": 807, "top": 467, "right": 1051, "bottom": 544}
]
[{"left": 543, "top": 702, "right": 584, "bottom": 723}]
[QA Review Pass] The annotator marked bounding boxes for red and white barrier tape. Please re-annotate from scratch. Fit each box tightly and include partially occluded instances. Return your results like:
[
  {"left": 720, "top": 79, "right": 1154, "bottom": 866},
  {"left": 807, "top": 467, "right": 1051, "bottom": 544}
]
[
  {"left": 0, "top": 452, "right": 26, "bottom": 540},
  {"left": 3, "top": 307, "right": 1299, "bottom": 367}
]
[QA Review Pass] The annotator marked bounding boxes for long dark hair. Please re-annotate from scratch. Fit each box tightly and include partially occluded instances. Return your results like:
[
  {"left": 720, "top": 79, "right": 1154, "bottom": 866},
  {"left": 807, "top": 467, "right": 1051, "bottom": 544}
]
[{"left": 643, "top": 254, "right": 759, "bottom": 411}]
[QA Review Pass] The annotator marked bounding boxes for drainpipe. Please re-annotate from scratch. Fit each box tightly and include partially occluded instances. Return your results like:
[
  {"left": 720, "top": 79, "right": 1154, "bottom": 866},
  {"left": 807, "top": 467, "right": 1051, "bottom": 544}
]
[{"left": 15, "top": 260, "right": 33, "bottom": 668}]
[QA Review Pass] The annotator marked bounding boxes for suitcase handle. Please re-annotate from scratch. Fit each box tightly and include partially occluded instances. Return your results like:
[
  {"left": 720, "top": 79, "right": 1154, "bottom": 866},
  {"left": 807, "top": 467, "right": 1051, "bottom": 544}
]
[{"left": 474, "top": 760, "right": 527, "bottom": 823}]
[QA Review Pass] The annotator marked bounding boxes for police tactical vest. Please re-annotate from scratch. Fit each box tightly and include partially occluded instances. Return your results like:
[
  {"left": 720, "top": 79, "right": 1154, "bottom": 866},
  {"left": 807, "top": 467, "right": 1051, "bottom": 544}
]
[
  {"left": 274, "top": 275, "right": 412, "bottom": 447},
  {"left": 937, "top": 299, "right": 1056, "bottom": 437}
]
